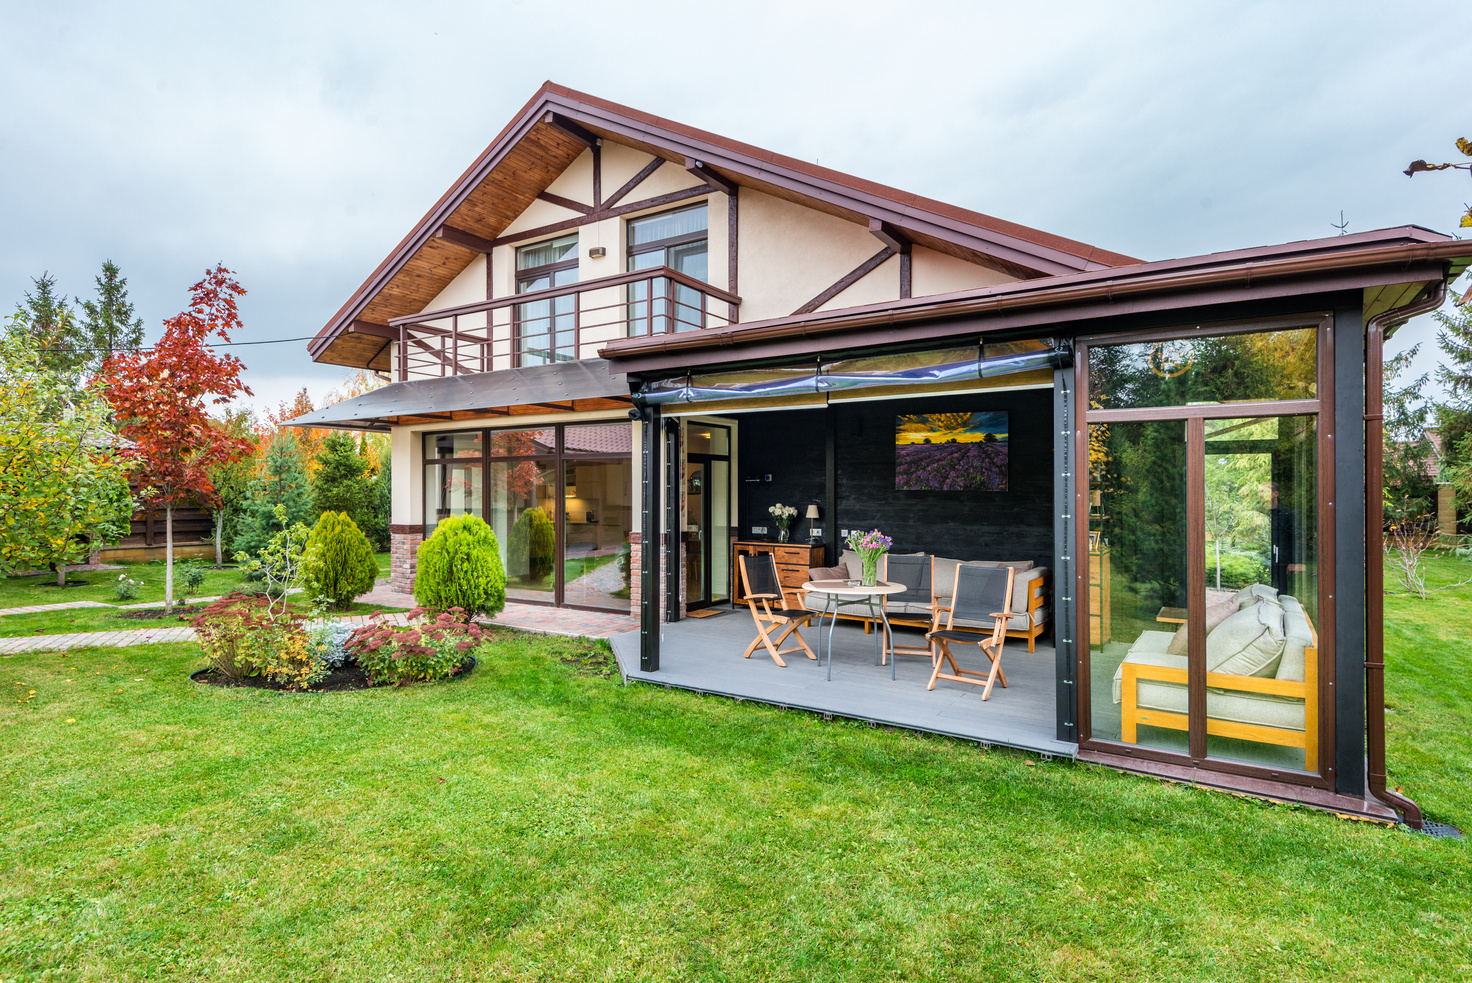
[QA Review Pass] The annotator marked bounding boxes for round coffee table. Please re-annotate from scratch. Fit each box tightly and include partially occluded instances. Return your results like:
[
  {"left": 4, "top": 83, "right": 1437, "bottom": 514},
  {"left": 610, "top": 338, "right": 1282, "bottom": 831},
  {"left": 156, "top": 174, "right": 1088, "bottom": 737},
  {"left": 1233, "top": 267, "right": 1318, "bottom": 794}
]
[{"left": 802, "top": 579, "right": 908, "bottom": 680}]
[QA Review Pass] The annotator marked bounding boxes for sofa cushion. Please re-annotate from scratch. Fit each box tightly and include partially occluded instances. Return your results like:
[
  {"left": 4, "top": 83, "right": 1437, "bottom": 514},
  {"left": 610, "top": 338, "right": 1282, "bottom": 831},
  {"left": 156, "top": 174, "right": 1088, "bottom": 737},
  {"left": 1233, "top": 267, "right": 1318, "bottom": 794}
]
[
  {"left": 997, "top": 560, "right": 1036, "bottom": 572},
  {"left": 1233, "top": 583, "right": 1279, "bottom": 606},
  {"left": 1207, "top": 603, "right": 1285, "bottom": 677},
  {"left": 1165, "top": 596, "right": 1240, "bottom": 655},
  {"left": 1276, "top": 595, "right": 1314, "bottom": 682},
  {"left": 808, "top": 565, "right": 849, "bottom": 583},
  {"left": 1010, "top": 567, "right": 1049, "bottom": 617},
  {"left": 1111, "top": 641, "right": 1179, "bottom": 702}
]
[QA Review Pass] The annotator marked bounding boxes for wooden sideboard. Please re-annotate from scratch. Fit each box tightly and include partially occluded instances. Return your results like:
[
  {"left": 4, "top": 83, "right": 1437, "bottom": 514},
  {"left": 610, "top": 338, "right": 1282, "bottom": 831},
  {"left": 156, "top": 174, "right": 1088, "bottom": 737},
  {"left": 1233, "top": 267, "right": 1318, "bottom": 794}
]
[{"left": 732, "top": 541, "right": 825, "bottom": 603}]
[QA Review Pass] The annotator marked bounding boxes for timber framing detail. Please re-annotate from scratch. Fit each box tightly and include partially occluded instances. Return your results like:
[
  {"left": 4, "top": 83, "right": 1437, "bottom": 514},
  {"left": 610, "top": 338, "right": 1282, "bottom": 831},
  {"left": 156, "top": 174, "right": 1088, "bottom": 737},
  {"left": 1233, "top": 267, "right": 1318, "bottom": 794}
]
[{"left": 309, "top": 82, "right": 1144, "bottom": 370}]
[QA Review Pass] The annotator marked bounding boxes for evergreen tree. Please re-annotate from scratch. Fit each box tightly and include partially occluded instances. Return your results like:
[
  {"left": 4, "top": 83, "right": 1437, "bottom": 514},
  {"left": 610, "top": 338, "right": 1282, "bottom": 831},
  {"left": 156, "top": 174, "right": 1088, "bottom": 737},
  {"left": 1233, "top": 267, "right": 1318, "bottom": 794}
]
[
  {"left": 78, "top": 260, "right": 145, "bottom": 372},
  {"left": 312, "top": 431, "right": 374, "bottom": 532},
  {"left": 1383, "top": 345, "right": 1436, "bottom": 512},
  {"left": 367, "top": 454, "right": 391, "bottom": 550},
  {"left": 232, "top": 435, "right": 316, "bottom": 559},
  {"left": 9, "top": 272, "right": 85, "bottom": 382},
  {"left": 1434, "top": 300, "right": 1472, "bottom": 403}
]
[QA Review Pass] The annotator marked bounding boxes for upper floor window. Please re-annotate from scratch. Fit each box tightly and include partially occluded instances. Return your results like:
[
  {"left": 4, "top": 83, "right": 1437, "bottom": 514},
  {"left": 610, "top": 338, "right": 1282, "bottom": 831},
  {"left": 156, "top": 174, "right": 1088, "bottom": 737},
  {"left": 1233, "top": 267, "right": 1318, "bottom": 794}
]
[
  {"left": 628, "top": 204, "right": 709, "bottom": 334},
  {"left": 516, "top": 234, "right": 579, "bottom": 366}
]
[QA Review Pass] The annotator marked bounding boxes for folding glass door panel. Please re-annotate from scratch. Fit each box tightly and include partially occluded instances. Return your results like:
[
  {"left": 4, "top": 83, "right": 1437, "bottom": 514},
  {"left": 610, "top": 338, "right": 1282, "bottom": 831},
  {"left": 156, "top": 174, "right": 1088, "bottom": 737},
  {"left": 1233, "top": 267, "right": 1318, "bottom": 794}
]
[
  {"left": 685, "top": 423, "right": 730, "bottom": 608},
  {"left": 1088, "top": 419, "right": 1190, "bottom": 756},
  {"left": 560, "top": 422, "right": 635, "bottom": 612},
  {"left": 1201, "top": 416, "right": 1319, "bottom": 771}
]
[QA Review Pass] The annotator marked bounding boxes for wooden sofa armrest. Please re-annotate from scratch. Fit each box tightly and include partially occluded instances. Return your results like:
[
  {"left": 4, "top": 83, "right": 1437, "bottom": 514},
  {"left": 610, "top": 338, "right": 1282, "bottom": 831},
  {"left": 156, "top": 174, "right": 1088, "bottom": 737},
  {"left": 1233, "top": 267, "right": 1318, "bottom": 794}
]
[{"left": 1121, "top": 660, "right": 1310, "bottom": 698}]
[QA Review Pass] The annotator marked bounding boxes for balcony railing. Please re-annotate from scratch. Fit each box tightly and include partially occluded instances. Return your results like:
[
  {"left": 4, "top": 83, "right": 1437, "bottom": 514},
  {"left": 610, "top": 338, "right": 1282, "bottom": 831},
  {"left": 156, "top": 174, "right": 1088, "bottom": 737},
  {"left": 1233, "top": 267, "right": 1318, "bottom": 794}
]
[{"left": 386, "top": 266, "right": 740, "bottom": 380}]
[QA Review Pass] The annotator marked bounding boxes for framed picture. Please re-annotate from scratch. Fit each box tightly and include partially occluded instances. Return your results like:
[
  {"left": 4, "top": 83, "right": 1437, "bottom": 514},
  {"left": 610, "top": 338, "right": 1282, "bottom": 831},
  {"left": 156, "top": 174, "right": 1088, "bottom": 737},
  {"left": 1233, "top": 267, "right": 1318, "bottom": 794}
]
[
  {"left": 1088, "top": 531, "right": 1101, "bottom": 551},
  {"left": 895, "top": 411, "right": 1008, "bottom": 491}
]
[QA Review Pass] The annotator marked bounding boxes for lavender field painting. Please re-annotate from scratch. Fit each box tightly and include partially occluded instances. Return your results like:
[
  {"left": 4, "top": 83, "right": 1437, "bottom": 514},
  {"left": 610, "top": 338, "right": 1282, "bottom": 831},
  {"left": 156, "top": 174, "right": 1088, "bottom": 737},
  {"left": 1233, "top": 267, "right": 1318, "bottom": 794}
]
[{"left": 895, "top": 411, "right": 1008, "bottom": 491}]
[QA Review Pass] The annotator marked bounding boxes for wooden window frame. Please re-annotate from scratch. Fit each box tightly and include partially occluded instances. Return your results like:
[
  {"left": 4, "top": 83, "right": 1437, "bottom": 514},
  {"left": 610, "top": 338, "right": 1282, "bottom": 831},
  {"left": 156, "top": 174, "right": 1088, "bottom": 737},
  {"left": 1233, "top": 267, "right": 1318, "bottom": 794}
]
[
  {"left": 1072, "top": 312, "right": 1337, "bottom": 789},
  {"left": 514, "top": 236, "right": 580, "bottom": 368}
]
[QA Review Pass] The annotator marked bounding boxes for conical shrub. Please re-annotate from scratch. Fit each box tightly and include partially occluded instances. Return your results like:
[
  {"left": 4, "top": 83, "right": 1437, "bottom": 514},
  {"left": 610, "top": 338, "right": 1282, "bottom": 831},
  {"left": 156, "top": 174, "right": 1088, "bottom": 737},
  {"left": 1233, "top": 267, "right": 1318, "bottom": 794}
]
[
  {"left": 301, "top": 511, "right": 379, "bottom": 610},
  {"left": 506, "top": 505, "right": 555, "bottom": 582},
  {"left": 415, "top": 515, "right": 506, "bottom": 618}
]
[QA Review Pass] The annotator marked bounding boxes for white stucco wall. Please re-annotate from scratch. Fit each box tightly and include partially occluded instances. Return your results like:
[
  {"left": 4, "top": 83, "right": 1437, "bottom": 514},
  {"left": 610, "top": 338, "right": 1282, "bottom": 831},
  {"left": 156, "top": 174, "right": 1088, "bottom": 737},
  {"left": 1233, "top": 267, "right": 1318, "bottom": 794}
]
[
  {"left": 736, "top": 189, "right": 894, "bottom": 322},
  {"left": 911, "top": 245, "right": 1016, "bottom": 296}
]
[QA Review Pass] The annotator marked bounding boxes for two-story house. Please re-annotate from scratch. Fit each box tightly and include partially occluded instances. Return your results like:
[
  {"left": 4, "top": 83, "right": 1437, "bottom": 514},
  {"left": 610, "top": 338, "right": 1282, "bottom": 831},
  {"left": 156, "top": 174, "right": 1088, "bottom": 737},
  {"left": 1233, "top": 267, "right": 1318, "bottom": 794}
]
[{"left": 292, "top": 83, "right": 1470, "bottom": 828}]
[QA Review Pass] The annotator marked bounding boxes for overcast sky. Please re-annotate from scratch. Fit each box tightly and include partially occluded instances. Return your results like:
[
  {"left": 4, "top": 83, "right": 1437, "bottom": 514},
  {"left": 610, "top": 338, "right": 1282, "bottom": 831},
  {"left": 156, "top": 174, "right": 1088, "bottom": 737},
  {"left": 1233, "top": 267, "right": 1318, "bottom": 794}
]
[{"left": 2, "top": 0, "right": 1468, "bottom": 415}]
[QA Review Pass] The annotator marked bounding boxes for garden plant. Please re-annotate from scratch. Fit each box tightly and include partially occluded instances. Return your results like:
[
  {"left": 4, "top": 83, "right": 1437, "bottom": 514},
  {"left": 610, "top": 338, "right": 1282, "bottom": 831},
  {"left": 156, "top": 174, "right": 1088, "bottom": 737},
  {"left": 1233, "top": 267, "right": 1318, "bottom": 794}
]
[
  {"left": 415, "top": 515, "right": 506, "bottom": 618},
  {"left": 300, "top": 510, "right": 378, "bottom": 610}
]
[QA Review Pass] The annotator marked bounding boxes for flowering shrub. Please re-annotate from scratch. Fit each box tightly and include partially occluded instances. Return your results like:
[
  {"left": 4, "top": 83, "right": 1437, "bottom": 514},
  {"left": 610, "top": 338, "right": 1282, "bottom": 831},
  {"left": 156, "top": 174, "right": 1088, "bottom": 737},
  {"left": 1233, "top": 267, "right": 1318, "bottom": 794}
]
[
  {"left": 346, "top": 607, "right": 485, "bottom": 685},
  {"left": 189, "top": 592, "right": 326, "bottom": 690},
  {"left": 114, "top": 573, "right": 143, "bottom": 602}
]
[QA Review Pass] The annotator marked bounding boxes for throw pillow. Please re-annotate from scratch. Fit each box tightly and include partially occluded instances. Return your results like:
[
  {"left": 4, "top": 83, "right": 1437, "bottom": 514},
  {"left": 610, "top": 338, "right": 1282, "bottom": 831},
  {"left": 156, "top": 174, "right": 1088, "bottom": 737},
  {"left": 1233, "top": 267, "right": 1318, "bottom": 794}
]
[
  {"left": 1165, "top": 597, "right": 1239, "bottom": 655},
  {"left": 1208, "top": 603, "right": 1286, "bottom": 677}
]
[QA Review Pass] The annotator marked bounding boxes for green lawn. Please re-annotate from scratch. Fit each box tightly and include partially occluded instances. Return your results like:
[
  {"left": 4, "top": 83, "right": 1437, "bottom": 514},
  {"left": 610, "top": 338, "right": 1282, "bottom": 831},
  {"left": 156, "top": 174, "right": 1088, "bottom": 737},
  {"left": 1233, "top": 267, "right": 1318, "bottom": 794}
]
[
  {"left": 0, "top": 561, "right": 248, "bottom": 611},
  {"left": 0, "top": 563, "right": 1468, "bottom": 980}
]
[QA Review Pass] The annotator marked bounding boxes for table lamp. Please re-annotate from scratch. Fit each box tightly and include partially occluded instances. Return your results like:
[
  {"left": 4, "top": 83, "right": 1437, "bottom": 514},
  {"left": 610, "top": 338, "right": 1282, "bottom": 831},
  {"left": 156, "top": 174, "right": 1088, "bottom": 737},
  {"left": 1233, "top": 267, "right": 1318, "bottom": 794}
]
[{"left": 806, "top": 503, "right": 822, "bottom": 543}]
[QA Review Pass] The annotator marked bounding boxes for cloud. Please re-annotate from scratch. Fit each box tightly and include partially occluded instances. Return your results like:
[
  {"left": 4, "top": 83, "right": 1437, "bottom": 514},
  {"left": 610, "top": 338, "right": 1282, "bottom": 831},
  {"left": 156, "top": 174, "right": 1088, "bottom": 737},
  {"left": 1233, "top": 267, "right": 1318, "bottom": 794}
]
[{"left": 2, "top": 0, "right": 1468, "bottom": 413}]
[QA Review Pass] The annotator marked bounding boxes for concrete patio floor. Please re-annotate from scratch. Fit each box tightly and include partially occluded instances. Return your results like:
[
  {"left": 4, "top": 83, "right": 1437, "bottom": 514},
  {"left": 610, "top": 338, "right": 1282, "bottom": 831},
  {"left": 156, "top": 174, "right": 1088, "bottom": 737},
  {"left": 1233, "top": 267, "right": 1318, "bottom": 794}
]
[{"left": 609, "top": 607, "right": 1076, "bottom": 757}]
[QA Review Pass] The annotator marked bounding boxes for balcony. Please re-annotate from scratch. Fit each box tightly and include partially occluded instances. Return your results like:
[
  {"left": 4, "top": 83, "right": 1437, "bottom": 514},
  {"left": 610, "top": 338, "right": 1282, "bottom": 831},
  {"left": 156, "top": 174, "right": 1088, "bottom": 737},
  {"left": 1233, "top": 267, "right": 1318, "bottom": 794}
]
[{"left": 387, "top": 266, "right": 740, "bottom": 380}]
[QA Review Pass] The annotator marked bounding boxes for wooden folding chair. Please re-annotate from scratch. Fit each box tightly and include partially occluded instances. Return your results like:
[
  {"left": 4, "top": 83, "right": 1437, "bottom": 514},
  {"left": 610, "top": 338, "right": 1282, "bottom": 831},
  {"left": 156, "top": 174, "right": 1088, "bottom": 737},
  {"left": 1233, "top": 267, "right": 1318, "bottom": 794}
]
[
  {"left": 926, "top": 564, "right": 1015, "bottom": 699},
  {"left": 737, "top": 552, "right": 817, "bottom": 667},
  {"left": 881, "top": 553, "right": 937, "bottom": 666}
]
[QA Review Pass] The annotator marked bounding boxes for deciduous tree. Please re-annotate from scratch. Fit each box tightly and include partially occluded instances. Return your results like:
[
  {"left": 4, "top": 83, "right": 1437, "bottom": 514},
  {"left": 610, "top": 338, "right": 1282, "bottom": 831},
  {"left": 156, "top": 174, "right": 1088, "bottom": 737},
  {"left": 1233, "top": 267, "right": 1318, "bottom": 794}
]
[
  {"left": 102, "top": 265, "right": 253, "bottom": 612},
  {"left": 0, "top": 330, "right": 134, "bottom": 583},
  {"left": 206, "top": 408, "right": 259, "bottom": 567}
]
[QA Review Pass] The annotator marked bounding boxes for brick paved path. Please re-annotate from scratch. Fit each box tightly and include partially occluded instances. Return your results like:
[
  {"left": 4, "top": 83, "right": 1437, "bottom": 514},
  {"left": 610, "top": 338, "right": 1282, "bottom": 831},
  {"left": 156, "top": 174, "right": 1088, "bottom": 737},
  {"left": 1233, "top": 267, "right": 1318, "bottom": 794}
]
[
  {"left": 356, "top": 584, "right": 636, "bottom": 639},
  {"left": 0, "top": 600, "right": 117, "bottom": 617}
]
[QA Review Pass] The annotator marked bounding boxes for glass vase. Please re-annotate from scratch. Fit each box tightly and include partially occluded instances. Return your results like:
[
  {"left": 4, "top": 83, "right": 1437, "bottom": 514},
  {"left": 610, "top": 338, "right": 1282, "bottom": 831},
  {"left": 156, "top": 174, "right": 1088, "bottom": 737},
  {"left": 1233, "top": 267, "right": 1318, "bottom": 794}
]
[
  {"left": 861, "top": 551, "right": 880, "bottom": 587},
  {"left": 776, "top": 525, "right": 791, "bottom": 543}
]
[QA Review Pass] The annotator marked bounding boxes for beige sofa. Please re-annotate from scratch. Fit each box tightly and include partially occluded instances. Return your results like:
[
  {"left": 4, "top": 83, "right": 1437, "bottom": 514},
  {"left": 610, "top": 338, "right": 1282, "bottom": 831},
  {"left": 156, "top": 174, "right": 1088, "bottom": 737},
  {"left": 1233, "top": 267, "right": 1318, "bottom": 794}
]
[
  {"left": 811, "top": 551, "right": 1052, "bottom": 652},
  {"left": 1111, "top": 584, "right": 1318, "bottom": 771}
]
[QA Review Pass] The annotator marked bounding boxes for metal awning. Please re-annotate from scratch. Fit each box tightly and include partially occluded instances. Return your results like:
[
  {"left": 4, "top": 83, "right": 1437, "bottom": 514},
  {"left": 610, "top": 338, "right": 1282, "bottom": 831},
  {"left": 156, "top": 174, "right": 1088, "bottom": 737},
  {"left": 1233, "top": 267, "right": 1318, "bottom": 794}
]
[{"left": 285, "top": 359, "right": 631, "bottom": 432}]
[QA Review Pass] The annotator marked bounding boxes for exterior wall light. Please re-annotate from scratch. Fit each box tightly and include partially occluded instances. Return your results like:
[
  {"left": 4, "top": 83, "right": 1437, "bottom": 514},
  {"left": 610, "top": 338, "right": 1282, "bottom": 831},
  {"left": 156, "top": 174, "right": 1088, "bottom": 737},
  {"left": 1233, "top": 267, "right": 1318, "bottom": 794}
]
[{"left": 588, "top": 246, "right": 607, "bottom": 259}]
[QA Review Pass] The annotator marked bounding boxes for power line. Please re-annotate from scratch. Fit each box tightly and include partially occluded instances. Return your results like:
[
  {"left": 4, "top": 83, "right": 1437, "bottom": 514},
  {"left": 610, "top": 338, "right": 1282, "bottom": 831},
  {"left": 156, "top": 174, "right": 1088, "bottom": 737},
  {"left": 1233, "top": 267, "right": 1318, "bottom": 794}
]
[{"left": 31, "top": 336, "right": 317, "bottom": 353}]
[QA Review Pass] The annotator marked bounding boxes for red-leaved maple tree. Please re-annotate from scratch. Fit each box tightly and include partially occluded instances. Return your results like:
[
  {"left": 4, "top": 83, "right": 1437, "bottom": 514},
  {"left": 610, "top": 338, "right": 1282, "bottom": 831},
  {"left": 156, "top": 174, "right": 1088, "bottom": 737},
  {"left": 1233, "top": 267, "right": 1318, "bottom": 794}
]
[{"left": 102, "top": 265, "right": 254, "bottom": 612}]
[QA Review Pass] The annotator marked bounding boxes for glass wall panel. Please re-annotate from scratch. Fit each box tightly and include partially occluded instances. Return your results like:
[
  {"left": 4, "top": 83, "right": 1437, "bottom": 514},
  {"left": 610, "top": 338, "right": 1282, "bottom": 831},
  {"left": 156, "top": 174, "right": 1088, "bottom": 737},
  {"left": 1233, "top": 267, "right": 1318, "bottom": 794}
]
[
  {"left": 564, "top": 423, "right": 633, "bottom": 457},
  {"left": 424, "top": 431, "right": 482, "bottom": 460},
  {"left": 561, "top": 451, "right": 633, "bottom": 611},
  {"left": 489, "top": 429, "right": 555, "bottom": 457},
  {"left": 1202, "top": 416, "right": 1318, "bottom": 771},
  {"left": 1088, "top": 419, "right": 1190, "bottom": 755},
  {"left": 424, "top": 461, "right": 483, "bottom": 536},
  {"left": 490, "top": 459, "right": 557, "bottom": 602},
  {"left": 1090, "top": 327, "right": 1316, "bottom": 409},
  {"left": 709, "top": 459, "right": 731, "bottom": 602}
]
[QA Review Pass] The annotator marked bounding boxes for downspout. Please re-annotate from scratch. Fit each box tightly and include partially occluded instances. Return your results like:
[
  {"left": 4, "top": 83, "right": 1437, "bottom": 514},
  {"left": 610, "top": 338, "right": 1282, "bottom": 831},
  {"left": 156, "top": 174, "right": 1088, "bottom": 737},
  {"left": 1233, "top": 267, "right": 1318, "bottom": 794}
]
[{"left": 1365, "top": 279, "right": 1446, "bottom": 830}]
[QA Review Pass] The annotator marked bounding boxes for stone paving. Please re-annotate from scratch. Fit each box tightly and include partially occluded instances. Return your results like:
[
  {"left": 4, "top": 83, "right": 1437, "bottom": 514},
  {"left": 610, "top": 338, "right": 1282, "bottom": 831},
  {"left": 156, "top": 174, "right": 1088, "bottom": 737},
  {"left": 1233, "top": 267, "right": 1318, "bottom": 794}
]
[{"left": 0, "top": 600, "right": 117, "bottom": 617}]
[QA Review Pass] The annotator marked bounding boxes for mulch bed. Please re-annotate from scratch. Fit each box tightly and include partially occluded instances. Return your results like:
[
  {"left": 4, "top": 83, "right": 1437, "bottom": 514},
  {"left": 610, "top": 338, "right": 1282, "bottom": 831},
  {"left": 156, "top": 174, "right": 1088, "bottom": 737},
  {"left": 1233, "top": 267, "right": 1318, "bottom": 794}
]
[{"left": 189, "top": 657, "right": 476, "bottom": 693}]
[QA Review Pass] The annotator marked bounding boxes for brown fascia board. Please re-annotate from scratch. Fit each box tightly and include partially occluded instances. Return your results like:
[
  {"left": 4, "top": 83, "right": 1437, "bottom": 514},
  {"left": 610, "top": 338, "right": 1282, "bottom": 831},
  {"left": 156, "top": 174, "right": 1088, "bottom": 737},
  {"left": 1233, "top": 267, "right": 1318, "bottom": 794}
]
[
  {"left": 599, "top": 230, "right": 1471, "bottom": 373},
  {"left": 311, "top": 81, "right": 1142, "bottom": 363}
]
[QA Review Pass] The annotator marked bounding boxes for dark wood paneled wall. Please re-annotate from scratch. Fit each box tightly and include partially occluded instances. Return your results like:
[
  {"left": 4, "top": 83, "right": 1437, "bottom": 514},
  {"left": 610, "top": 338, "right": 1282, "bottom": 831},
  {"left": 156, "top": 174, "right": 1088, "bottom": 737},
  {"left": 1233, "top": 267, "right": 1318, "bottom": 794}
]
[{"left": 736, "top": 389, "right": 1055, "bottom": 568}]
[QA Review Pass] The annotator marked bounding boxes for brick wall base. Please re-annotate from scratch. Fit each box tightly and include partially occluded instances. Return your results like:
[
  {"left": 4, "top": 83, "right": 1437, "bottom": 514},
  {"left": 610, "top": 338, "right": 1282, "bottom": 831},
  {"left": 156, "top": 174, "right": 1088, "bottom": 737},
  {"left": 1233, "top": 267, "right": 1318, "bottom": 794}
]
[{"left": 389, "top": 525, "right": 422, "bottom": 594}]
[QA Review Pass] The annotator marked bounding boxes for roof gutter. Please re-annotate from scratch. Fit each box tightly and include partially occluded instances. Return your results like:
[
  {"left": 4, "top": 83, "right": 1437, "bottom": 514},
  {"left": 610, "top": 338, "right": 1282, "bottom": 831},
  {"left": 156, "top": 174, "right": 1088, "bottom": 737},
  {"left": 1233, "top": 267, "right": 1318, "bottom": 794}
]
[
  {"left": 599, "top": 240, "right": 1468, "bottom": 368},
  {"left": 1364, "top": 279, "right": 1447, "bottom": 830}
]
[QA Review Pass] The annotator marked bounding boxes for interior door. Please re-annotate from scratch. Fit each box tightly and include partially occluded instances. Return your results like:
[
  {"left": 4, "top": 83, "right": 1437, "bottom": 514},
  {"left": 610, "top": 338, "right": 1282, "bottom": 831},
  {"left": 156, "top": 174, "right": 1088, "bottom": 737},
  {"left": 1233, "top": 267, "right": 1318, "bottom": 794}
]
[{"left": 685, "top": 459, "right": 710, "bottom": 608}]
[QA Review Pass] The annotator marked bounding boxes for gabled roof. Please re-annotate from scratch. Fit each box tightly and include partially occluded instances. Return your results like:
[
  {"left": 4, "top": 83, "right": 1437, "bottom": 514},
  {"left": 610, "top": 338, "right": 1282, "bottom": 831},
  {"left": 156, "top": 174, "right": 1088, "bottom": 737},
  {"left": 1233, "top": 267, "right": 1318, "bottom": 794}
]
[{"left": 310, "top": 82, "right": 1142, "bottom": 370}]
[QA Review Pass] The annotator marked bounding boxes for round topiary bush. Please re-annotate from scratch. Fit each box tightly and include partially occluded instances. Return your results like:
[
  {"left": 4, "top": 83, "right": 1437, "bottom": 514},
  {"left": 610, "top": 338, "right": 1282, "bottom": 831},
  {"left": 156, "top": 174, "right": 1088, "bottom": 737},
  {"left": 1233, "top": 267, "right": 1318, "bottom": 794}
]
[
  {"left": 301, "top": 511, "right": 380, "bottom": 610},
  {"left": 506, "top": 505, "right": 555, "bottom": 582},
  {"left": 415, "top": 515, "right": 506, "bottom": 618}
]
